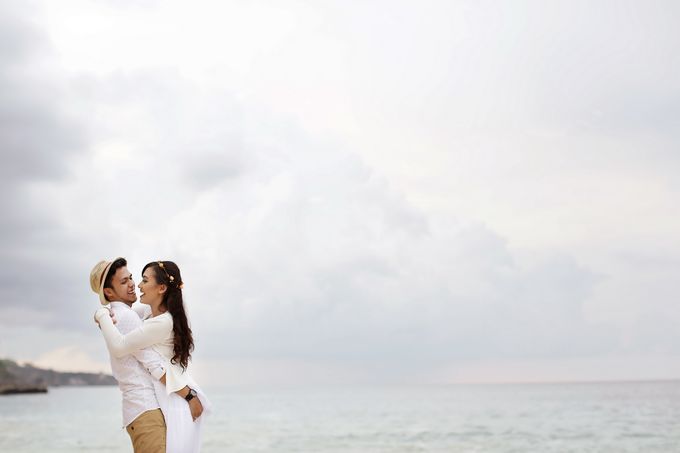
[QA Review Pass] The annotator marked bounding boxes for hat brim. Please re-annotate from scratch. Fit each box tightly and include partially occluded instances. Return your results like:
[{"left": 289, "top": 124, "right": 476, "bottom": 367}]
[{"left": 97, "top": 260, "right": 115, "bottom": 305}]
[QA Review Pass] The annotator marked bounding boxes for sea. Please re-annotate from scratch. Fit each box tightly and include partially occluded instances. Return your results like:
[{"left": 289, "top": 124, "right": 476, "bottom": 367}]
[{"left": 1, "top": 381, "right": 680, "bottom": 452}]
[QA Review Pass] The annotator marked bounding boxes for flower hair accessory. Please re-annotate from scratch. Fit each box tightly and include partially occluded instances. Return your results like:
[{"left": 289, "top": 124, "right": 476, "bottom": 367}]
[{"left": 158, "top": 261, "right": 183, "bottom": 289}]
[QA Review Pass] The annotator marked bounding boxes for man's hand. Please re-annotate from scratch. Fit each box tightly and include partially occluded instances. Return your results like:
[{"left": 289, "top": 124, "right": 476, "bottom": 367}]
[{"left": 189, "top": 397, "right": 203, "bottom": 421}]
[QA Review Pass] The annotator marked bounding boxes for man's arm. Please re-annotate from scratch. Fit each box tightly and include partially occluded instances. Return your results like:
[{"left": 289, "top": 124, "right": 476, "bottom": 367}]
[
  {"left": 132, "top": 348, "right": 203, "bottom": 420},
  {"left": 105, "top": 307, "right": 203, "bottom": 419},
  {"left": 159, "top": 373, "right": 203, "bottom": 421}
]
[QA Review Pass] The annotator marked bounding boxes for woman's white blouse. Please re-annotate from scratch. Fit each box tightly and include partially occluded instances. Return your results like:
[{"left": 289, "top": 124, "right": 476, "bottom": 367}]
[{"left": 96, "top": 308, "right": 191, "bottom": 394}]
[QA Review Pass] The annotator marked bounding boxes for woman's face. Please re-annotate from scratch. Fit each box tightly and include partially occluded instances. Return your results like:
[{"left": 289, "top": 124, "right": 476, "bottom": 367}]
[{"left": 138, "top": 267, "right": 165, "bottom": 306}]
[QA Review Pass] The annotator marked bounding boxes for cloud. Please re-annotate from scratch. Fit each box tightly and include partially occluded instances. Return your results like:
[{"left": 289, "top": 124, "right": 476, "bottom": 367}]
[
  {"left": 173, "top": 163, "right": 607, "bottom": 363},
  {"left": 0, "top": 3, "right": 48, "bottom": 66},
  {"left": 1, "top": 50, "right": 608, "bottom": 368},
  {"left": 2, "top": 0, "right": 680, "bottom": 383},
  {"left": 33, "top": 346, "right": 109, "bottom": 373},
  {"left": 0, "top": 2, "right": 91, "bottom": 321}
]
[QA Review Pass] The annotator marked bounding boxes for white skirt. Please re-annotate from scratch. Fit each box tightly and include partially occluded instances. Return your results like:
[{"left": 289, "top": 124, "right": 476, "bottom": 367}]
[{"left": 153, "top": 378, "right": 210, "bottom": 453}]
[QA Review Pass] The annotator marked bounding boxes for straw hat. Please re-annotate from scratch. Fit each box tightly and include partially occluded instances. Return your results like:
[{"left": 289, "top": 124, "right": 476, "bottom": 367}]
[{"left": 89, "top": 259, "right": 120, "bottom": 305}]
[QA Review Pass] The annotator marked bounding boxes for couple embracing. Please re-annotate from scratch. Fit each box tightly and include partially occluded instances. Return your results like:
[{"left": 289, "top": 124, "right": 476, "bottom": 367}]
[{"left": 89, "top": 257, "right": 210, "bottom": 453}]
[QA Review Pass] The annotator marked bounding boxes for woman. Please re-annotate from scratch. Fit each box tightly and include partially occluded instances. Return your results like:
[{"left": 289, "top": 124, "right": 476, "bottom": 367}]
[{"left": 95, "top": 261, "right": 209, "bottom": 453}]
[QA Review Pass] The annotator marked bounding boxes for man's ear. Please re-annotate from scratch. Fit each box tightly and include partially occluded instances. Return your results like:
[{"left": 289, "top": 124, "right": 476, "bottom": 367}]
[{"left": 103, "top": 287, "right": 114, "bottom": 301}]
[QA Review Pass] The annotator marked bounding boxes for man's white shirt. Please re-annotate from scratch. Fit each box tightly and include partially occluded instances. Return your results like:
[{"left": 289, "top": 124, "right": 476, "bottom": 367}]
[{"left": 106, "top": 301, "right": 166, "bottom": 427}]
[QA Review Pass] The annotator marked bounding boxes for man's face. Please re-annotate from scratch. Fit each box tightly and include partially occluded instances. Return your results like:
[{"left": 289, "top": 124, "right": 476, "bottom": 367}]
[{"left": 103, "top": 266, "right": 137, "bottom": 305}]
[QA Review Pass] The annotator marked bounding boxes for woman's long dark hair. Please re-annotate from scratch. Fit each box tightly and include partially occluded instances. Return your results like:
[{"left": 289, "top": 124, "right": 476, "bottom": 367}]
[{"left": 143, "top": 261, "right": 194, "bottom": 370}]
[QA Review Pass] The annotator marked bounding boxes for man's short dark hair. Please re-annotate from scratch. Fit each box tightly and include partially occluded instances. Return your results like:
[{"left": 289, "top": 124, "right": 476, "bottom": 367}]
[{"left": 103, "top": 258, "right": 128, "bottom": 300}]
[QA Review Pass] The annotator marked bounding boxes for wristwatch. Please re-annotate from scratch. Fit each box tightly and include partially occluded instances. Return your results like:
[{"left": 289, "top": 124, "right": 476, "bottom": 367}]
[{"left": 185, "top": 388, "right": 197, "bottom": 402}]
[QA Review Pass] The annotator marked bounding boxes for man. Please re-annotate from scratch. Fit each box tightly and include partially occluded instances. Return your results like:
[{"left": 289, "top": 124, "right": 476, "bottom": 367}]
[{"left": 90, "top": 257, "right": 202, "bottom": 453}]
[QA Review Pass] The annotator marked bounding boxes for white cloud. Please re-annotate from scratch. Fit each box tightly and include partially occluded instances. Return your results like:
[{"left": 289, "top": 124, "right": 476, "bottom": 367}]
[
  {"left": 2, "top": 0, "right": 680, "bottom": 383},
  {"left": 33, "top": 346, "right": 110, "bottom": 373}
]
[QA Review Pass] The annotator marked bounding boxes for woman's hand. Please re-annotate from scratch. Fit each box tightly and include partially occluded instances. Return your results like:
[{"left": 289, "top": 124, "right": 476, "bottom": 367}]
[
  {"left": 93, "top": 307, "right": 116, "bottom": 326},
  {"left": 189, "top": 397, "right": 204, "bottom": 421}
]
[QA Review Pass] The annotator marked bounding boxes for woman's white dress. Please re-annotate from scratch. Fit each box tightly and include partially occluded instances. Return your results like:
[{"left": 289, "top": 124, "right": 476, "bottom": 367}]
[{"left": 97, "top": 306, "right": 210, "bottom": 453}]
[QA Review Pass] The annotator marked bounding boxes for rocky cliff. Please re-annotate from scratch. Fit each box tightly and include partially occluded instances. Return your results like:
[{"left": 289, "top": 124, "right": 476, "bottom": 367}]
[{"left": 0, "top": 358, "right": 116, "bottom": 394}]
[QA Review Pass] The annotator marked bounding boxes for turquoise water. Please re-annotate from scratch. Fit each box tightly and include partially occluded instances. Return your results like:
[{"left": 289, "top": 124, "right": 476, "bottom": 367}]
[{"left": 1, "top": 381, "right": 680, "bottom": 452}]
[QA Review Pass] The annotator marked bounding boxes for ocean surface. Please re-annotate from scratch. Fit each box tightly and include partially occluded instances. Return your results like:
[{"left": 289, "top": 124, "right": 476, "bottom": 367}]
[{"left": 1, "top": 381, "right": 680, "bottom": 452}]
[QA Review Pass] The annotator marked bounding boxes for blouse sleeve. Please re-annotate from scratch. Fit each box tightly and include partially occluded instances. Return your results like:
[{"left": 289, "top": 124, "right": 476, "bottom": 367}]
[
  {"left": 163, "top": 360, "right": 191, "bottom": 394},
  {"left": 96, "top": 308, "right": 171, "bottom": 358}
]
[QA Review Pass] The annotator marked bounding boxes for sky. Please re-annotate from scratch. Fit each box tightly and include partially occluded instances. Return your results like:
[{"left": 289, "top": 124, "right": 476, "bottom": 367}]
[{"left": 2, "top": 0, "right": 680, "bottom": 386}]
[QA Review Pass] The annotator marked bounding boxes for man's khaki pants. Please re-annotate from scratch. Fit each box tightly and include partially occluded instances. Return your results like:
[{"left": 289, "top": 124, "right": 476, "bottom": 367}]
[{"left": 126, "top": 409, "right": 166, "bottom": 453}]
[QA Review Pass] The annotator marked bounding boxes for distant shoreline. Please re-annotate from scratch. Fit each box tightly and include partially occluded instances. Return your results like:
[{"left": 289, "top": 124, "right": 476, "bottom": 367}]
[
  {"left": 0, "top": 358, "right": 116, "bottom": 395},
  {"left": 0, "top": 384, "right": 48, "bottom": 395}
]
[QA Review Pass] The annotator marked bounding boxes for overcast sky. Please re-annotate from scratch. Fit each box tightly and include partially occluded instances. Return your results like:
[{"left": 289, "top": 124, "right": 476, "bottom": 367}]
[{"left": 2, "top": 0, "right": 680, "bottom": 386}]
